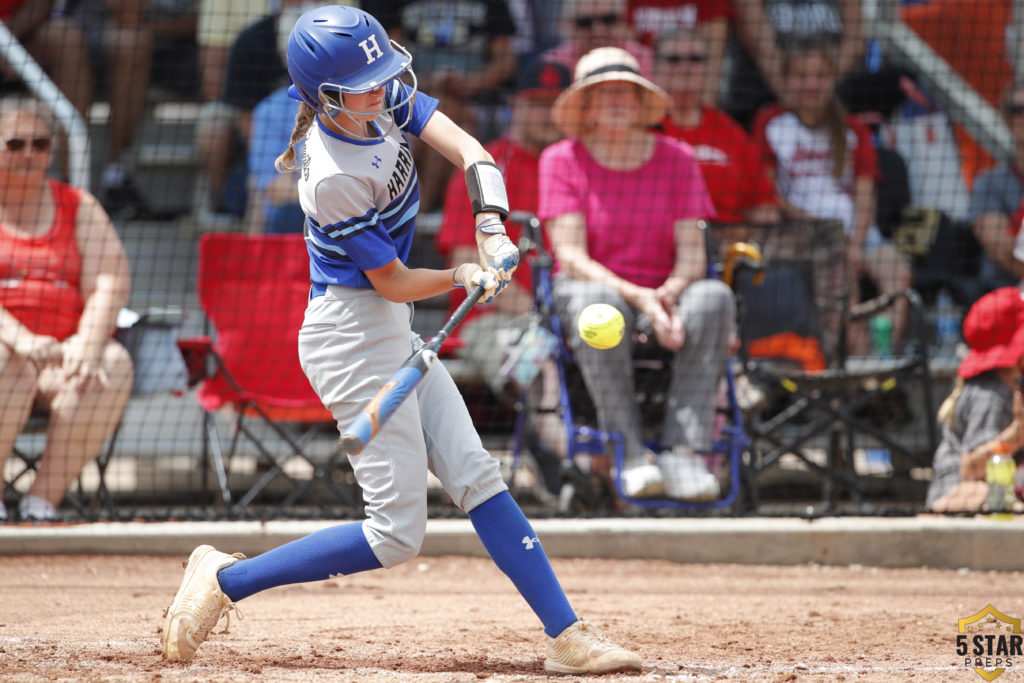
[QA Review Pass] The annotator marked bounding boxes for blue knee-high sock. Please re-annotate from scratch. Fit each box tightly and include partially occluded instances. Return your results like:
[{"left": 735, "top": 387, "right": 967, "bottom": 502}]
[
  {"left": 469, "top": 491, "right": 578, "bottom": 637},
  {"left": 217, "top": 521, "right": 382, "bottom": 602}
]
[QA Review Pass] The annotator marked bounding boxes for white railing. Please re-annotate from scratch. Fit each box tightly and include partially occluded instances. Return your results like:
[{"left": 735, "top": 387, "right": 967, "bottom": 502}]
[
  {"left": 0, "top": 20, "right": 90, "bottom": 190},
  {"left": 864, "top": 0, "right": 1014, "bottom": 164}
]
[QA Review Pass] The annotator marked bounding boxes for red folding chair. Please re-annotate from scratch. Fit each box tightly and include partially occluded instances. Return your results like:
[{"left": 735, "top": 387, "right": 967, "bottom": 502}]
[{"left": 179, "top": 233, "right": 358, "bottom": 514}]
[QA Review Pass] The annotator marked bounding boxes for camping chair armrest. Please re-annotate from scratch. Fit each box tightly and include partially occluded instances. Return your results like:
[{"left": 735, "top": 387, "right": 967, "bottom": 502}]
[
  {"left": 177, "top": 336, "right": 214, "bottom": 388},
  {"left": 847, "top": 288, "right": 930, "bottom": 356},
  {"left": 177, "top": 335, "right": 250, "bottom": 395},
  {"left": 847, "top": 288, "right": 923, "bottom": 323}
]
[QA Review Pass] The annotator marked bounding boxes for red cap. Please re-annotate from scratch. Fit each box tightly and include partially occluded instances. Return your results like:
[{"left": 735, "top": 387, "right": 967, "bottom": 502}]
[
  {"left": 958, "top": 287, "right": 1024, "bottom": 379},
  {"left": 515, "top": 61, "right": 571, "bottom": 98}
]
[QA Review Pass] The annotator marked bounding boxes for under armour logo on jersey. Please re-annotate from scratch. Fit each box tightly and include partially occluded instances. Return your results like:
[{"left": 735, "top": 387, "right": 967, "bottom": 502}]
[
  {"left": 522, "top": 536, "right": 540, "bottom": 550},
  {"left": 372, "top": 155, "right": 381, "bottom": 169},
  {"left": 359, "top": 35, "right": 384, "bottom": 64}
]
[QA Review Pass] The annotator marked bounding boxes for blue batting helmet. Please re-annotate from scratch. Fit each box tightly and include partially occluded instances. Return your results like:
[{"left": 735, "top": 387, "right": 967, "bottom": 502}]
[{"left": 285, "top": 5, "right": 416, "bottom": 135}]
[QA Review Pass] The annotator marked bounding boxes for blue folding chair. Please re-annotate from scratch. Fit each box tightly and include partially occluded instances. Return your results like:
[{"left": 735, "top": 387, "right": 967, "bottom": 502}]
[{"left": 507, "top": 212, "right": 751, "bottom": 511}]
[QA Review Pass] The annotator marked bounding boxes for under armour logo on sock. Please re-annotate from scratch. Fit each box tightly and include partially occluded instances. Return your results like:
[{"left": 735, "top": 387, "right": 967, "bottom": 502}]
[{"left": 522, "top": 536, "right": 540, "bottom": 550}]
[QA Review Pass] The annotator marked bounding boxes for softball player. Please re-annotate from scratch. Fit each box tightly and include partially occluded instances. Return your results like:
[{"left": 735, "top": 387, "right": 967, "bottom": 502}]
[{"left": 161, "top": 6, "right": 640, "bottom": 675}]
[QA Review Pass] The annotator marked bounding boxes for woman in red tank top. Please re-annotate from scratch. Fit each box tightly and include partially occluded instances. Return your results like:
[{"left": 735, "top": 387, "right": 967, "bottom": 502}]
[{"left": 0, "top": 97, "right": 133, "bottom": 522}]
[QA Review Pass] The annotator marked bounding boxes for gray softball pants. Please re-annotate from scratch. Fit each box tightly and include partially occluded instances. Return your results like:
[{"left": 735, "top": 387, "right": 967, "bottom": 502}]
[{"left": 298, "top": 286, "right": 507, "bottom": 568}]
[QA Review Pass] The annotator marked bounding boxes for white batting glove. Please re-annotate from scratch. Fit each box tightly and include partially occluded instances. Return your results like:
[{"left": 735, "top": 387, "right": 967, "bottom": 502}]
[
  {"left": 453, "top": 263, "right": 498, "bottom": 303},
  {"left": 475, "top": 218, "right": 519, "bottom": 293}
]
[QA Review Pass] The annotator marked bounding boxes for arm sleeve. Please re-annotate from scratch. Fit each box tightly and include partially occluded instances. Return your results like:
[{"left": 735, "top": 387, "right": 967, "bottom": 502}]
[
  {"left": 394, "top": 80, "right": 440, "bottom": 137},
  {"left": 312, "top": 176, "right": 398, "bottom": 272}
]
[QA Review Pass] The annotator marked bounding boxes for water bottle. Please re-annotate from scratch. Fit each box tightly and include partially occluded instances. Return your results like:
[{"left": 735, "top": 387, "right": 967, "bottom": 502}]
[
  {"left": 869, "top": 315, "right": 892, "bottom": 357},
  {"left": 935, "top": 289, "right": 960, "bottom": 358},
  {"left": 985, "top": 450, "right": 1016, "bottom": 517}
]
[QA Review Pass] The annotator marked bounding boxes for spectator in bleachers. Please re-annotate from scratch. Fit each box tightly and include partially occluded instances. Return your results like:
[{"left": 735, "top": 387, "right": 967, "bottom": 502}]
[
  {"left": 505, "top": 0, "right": 564, "bottom": 68},
  {"left": 437, "top": 60, "right": 571, "bottom": 497},
  {"left": 652, "top": 28, "right": 778, "bottom": 231},
  {"left": 539, "top": 47, "right": 732, "bottom": 501},
  {"left": 968, "top": 84, "right": 1024, "bottom": 293},
  {"left": 928, "top": 286, "right": 1024, "bottom": 512},
  {"left": 377, "top": 0, "right": 517, "bottom": 214},
  {"left": 725, "top": 0, "right": 866, "bottom": 131},
  {"left": 540, "top": 0, "right": 654, "bottom": 77},
  {"left": 0, "top": 1, "right": 92, "bottom": 186},
  {"left": 242, "top": 1, "right": 308, "bottom": 235},
  {"left": 628, "top": 0, "right": 730, "bottom": 105},
  {"left": 0, "top": 96, "right": 133, "bottom": 521},
  {"left": 0, "top": 1, "right": 91, "bottom": 116},
  {"left": 194, "top": 0, "right": 311, "bottom": 225},
  {"left": 752, "top": 40, "right": 910, "bottom": 356},
  {"left": 875, "top": 76, "right": 971, "bottom": 224},
  {"left": 196, "top": 0, "right": 268, "bottom": 103},
  {"left": 68, "top": 0, "right": 199, "bottom": 219}
]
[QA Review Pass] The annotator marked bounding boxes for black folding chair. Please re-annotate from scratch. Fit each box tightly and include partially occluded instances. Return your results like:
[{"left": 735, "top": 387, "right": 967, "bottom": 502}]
[{"left": 724, "top": 219, "right": 939, "bottom": 512}]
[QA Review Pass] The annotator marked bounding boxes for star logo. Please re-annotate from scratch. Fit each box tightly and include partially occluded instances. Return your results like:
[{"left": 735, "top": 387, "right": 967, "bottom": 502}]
[
  {"left": 957, "top": 604, "right": 1023, "bottom": 681},
  {"left": 372, "top": 155, "right": 382, "bottom": 169}
]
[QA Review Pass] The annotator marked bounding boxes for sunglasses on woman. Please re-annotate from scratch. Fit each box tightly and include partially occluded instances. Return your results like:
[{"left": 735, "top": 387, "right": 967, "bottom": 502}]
[
  {"left": 575, "top": 13, "right": 620, "bottom": 29},
  {"left": 5, "top": 137, "right": 52, "bottom": 153},
  {"left": 658, "top": 53, "right": 707, "bottom": 65}
]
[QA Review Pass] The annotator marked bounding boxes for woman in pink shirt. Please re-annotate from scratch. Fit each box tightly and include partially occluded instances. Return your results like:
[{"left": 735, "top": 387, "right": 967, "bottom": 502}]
[{"left": 538, "top": 47, "right": 734, "bottom": 502}]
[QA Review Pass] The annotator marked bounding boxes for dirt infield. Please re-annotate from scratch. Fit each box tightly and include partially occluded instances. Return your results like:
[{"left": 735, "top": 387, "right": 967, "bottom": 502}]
[{"left": 0, "top": 554, "right": 1020, "bottom": 682}]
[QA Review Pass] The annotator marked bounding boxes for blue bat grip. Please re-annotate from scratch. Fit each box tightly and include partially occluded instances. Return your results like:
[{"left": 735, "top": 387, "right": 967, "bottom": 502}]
[{"left": 340, "top": 354, "right": 433, "bottom": 454}]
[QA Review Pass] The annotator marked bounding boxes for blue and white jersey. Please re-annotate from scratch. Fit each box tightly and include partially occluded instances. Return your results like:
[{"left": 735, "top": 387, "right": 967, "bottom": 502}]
[{"left": 299, "top": 81, "right": 439, "bottom": 292}]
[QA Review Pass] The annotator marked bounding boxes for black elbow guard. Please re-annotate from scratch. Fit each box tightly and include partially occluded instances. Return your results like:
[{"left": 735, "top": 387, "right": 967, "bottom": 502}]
[{"left": 465, "top": 161, "right": 509, "bottom": 220}]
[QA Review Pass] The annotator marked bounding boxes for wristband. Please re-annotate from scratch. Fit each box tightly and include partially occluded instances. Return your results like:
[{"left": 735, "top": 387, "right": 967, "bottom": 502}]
[
  {"left": 465, "top": 161, "right": 509, "bottom": 220},
  {"left": 476, "top": 217, "right": 505, "bottom": 235}
]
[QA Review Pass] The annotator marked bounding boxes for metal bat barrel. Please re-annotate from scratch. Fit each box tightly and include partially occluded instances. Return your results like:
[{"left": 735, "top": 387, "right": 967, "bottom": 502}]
[{"left": 340, "top": 350, "right": 436, "bottom": 454}]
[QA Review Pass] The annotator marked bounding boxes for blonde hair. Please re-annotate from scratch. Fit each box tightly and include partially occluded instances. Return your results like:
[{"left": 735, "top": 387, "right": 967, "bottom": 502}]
[
  {"left": 783, "top": 41, "right": 847, "bottom": 181},
  {"left": 275, "top": 103, "right": 316, "bottom": 173},
  {"left": 937, "top": 376, "right": 964, "bottom": 429}
]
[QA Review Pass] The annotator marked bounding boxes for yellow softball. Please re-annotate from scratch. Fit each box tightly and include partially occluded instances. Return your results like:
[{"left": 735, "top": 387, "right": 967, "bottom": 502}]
[{"left": 577, "top": 303, "right": 625, "bottom": 350}]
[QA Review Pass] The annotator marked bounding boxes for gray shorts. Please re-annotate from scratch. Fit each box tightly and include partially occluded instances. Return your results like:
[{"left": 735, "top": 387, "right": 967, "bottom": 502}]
[{"left": 298, "top": 285, "right": 506, "bottom": 568}]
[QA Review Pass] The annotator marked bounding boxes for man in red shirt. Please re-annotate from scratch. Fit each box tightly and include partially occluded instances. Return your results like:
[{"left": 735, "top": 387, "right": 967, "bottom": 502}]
[
  {"left": 652, "top": 29, "right": 778, "bottom": 236},
  {"left": 437, "top": 59, "right": 570, "bottom": 357},
  {"left": 628, "top": 0, "right": 731, "bottom": 104}
]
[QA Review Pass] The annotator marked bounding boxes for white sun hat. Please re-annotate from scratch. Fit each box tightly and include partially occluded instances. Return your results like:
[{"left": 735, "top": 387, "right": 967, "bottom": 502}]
[{"left": 552, "top": 46, "right": 670, "bottom": 137}]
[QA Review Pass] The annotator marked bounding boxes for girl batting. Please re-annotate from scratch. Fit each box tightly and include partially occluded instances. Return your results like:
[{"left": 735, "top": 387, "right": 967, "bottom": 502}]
[{"left": 161, "top": 5, "right": 640, "bottom": 675}]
